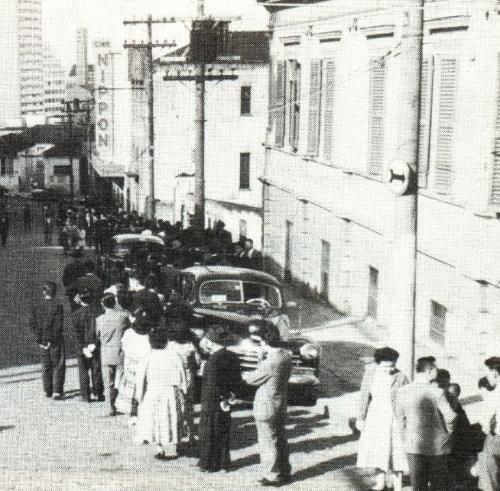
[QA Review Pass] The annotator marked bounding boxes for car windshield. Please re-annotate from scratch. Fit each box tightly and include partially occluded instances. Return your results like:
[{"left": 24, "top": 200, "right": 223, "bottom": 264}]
[
  {"left": 112, "top": 239, "right": 160, "bottom": 256},
  {"left": 199, "top": 280, "right": 282, "bottom": 307}
]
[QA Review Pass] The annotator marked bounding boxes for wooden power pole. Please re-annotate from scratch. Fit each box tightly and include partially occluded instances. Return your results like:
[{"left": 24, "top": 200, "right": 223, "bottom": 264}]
[
  {"left": 123, "top": 17, "right": 176, "bottom": 219},
  {"left": 389, "top": 0, "right": 424, "bottom": 379}
]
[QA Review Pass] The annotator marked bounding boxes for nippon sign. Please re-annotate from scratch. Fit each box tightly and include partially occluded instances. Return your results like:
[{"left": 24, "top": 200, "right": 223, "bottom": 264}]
[{"left": 94, "top": 40, "right": 113, "bottom": 164}]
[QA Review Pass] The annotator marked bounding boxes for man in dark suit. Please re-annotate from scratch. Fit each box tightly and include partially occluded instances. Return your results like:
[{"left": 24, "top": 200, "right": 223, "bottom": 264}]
[
  {"left": 72, "top": 289, "right": 104, "bottom": 402},
  {"left": 395, "top": 356, "right": 457, "bottom": 490},
  {"left": 0, "top": 213, "right": 9, "bottom": 247},
  {"left": 30, "top": 281, "right": 66, "bottom": 399},
  {"left": 62, "top": 257, "right": 85, "bottom": 312},
  {"left": 243, "top": 320, "right": 292, "bottom": 487},
  {"left": 240, "top": 239, "right": 263, "bottom": 271}
]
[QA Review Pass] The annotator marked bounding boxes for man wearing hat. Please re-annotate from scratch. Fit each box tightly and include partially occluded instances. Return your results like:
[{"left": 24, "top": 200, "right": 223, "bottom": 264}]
[
  {"left": 243, "top": 320, "right": 292, "bottom": 487},
  {"left": 198, "top": 325, "right": 242, "bottom": 473}
]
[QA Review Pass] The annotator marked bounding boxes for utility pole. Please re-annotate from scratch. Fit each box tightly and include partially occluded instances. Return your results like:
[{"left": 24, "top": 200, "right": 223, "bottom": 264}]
[
  {"left": 163, "top": 1, "right": 239, "bottom": 230},
  {"left": 123, "top": 17, "right": 176, "bottom": 219},
  {"left": 390, "top": 0, "right": 424, "bottom": 379},
  {"left": 194, "top": 0, "right": 206, "bottom": 231}
]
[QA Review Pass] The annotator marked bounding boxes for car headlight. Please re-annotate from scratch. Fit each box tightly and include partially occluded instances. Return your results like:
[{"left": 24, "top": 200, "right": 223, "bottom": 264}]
[{"left": 300, "top": 343, "right": 320, "bottom": 360}]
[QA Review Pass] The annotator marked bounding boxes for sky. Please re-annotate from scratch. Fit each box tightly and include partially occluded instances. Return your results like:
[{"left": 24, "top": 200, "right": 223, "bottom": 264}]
[{"left": 42, "top": 0, "right": 269, "bottom": 71}]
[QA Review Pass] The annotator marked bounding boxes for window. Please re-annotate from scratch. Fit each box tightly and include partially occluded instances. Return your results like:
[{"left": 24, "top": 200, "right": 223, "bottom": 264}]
[
  {"left": 239, "top": 152, "right": 250, "bottom": 190},
  {"left": 307, "top": 59, "right": 322, "bottom": 157},
  {"left": 430, "top": 300, "right": 447, "bottom": 346},
  {"left": 274, "top": 61, "right": 286, "bottom": 147},
  {"left": 239, "top": 219, "right": 247, "bottom": 241},
  {"left": 418, "top": 57, "right": 435, "bottom": 188},
  {"left": 368, "top": 57, "right": 386, "bottom": 177},
  {"left": 53, "top": 165, "right": 70, "bottom": 176},
  {"left": 288, "top": 61, "right": 301, "bottom": 151},
  {"left": 490, "top": 52, "right": 500, "bottom": 206},
  {"left": 433, "top": 57, "right": 457, "bottom": 195},
  {"left": 322, "top": 58, "right": 336, "bottom": 161},
  {"left": 367, "top": 266, "right": 378, "bottom": 319},
  {"left": 240, "top": 86, "right": 251, "bottom": 115},
  {"left": 321, "top": 240, "right": 330, "bottom": 299}
]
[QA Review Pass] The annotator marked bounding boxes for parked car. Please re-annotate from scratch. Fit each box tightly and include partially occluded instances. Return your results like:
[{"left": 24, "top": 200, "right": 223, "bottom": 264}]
[{"left": 174, "top": 266, "right": 321, "bottom": 406}]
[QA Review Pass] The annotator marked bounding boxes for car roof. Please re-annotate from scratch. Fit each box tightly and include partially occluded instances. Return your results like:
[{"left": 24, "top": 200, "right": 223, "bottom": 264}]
[
  {"left": 182, "top": 265, "right": 281, "bottom": 287},
  {"left": 113, "top": 233, "right": 164, "bottom": 245}
]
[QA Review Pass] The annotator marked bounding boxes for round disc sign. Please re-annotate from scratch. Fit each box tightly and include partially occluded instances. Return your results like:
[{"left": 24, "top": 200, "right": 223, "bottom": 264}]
[{"left": 386, "top": 159, "right": 412, "bottom": 195}]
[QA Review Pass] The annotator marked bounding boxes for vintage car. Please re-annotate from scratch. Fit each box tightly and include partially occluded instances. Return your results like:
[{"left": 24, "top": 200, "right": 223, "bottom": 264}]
[
  {"left": 108, "top": 233, "right": 166, "bottom": 264},
  {"left": 175, "top": 266, "right": 321, "bottom": 406}
]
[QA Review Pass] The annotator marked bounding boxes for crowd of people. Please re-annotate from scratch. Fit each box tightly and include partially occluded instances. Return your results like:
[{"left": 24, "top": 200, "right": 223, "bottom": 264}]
[
  {"left": 355, "top": 348, "right": 500, "bottom": 491},
  {"left": 23, "top": 199, "right": 500, "bottom": 490}
]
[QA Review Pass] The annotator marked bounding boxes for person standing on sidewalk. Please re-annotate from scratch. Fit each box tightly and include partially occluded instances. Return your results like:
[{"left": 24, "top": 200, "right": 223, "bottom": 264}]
[
  {"left": 72, "top": 289, "right": 105, "bottom": 402},
  {"left": 23, "top": 204, "right": 32, "bottom": 232},
  {"left": 242, "top": 320, "right": 293, "bottom": 487},
  {"left": 43, "top": 214, "right": 54, "bottom": 245},
  {"left": 356, "top": 347, "right": 408, "bottom": 491},
  {"left": 96, "top": 293, "right": 129, "bottom": 416},
  {"left": 478, "top": 357, "right": 500, "bottom": 491},
  {"left": 197, "top": 326, "right": 242, "bottom": 473},
  {"left": 395, "top": 356, "right": 456, "bottom": 491},
  {"left": 30, "top": 281, "right": 65, "bottom": 400},
  {"left": 0, "top": 213, "right": 9, "bottom": 247}
]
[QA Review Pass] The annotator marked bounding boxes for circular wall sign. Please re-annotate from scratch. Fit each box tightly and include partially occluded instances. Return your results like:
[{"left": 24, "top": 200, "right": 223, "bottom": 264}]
[{"left": 386, "top": 159, "right": 412, "bottom": 195}]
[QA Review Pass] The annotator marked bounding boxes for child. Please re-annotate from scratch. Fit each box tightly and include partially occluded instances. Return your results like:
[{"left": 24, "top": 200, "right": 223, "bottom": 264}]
[
  {"left": 96, "top": 294, "right": 129, "bottom": 416},
  {"left": 135, "top": 328, "right": 188, "bottom": 460}
]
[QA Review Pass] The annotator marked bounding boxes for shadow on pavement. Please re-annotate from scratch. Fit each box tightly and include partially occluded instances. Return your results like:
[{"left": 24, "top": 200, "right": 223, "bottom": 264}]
[
  {"left": 0, "top": 425, "right": 15, "bottom": 432},
  {"left": 291, "top": 455, "right": 359, "bottom": 485}
]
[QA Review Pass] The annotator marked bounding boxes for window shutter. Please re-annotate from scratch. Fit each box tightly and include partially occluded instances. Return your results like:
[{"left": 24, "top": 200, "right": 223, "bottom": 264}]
[
  {"left": 275, "top": 61, "right": 286, "bottom": 147},
  {"left": 322, "top": 58, "right": 336, "bottom": 161},
  {"left": 368, "top": 57, "right": 386, "bottom": 177},
  {"left": 490, "top": 53, "right": 500, "bottom": 206},
  {"left": 307, "top": 60, "right": 322, "bottom": 156},
  {"left": 434, "top": 57, "right": 457, "bottom": 195},
  {"left": 418, "top": 57, "right": 434, "bottom": 188},
  {"left": 293, "top": 62, "right": 301, "bottom": 150}
]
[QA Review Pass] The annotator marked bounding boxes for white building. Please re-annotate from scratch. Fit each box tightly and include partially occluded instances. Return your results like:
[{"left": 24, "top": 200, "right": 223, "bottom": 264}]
[
  {"left": 43, "top": 45, "right": 66, "bottom": 121},
  {"left": 258, "top": 0, "right": 500, "bottom": 388},
  {"left": 0, "top": 0, "right": 45, "bottom": 127},
  {"left": 126, "top": 31, "right": 269, "bottom": 247}
]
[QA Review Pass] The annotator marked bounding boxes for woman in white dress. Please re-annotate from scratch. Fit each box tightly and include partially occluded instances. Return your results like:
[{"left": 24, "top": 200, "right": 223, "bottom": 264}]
[
  {"left": 356, "top": 347, "right": 408, "bottom": 491},
  {"left": 135, "top": 328, "right": 188, "bottom": 460}
]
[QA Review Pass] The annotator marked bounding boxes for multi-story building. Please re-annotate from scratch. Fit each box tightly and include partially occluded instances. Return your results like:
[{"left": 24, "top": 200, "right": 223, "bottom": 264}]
[
  {"left": 66, "top": 28, "right": 95, "bottom": 103},
  {"left": 257, "top": 0, "right": 500, "bottom": 387},
  {"left": 126, "top": 31, "right": 269, "bottom": 247},
  {"left": 43, "top": 45, "right": 66, "bottom": 121},
  {"left": 0, "top": 0, "right": 45, "bottom": 127}
]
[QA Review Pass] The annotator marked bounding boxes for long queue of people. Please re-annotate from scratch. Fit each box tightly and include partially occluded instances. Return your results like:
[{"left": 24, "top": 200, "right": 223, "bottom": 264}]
[
  {"left": 31, "top": 255, "right": 292, "bottom": 487},
  {"left": 355, "top": 347, "right": 500, "bottom": 491}
]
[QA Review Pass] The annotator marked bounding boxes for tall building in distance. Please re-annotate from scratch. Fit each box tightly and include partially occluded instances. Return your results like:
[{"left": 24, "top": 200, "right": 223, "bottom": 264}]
[
  {"left": 43, "top": 45, "right": 66, "bottom": 121},
  {"left": 66, "top": 28, "right": 94, "bottom": 102},
  {"left": 0, "top": 0, "right": 45, "bottom": 127}
]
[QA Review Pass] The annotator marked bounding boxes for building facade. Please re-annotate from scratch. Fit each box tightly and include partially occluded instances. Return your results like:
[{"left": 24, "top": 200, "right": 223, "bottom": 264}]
[
  {"left": 126, "top": 31, "right": 269, "bottom": 247},
  {"left": 258, "top": 0, "right": 500, "bottom": 385},
  {"left": 0, "top": 0, "right": 45, "bottom": 127},
  {"left": 43, "top": 45, "right": 66, "bottom": 121}
]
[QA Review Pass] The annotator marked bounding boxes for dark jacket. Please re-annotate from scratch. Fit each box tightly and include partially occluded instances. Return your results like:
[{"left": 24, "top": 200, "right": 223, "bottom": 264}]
[
  {"left": 72, "top": 303, "right": 104, "bottom": 349},
  {"left": 241, "top": 249, "right": 263, "bottom": 271},
  {"left": 62, "top": 259, "right": 85, "bottom": 293},
  {"left": 75, "top": 273, "right": 104, "bottom": 301},
  {"left": 0, "top": 216, "right": 9, "bottom": 235},
  {"left": 30, "top": 298, "right": 64, "bottom": 344}
]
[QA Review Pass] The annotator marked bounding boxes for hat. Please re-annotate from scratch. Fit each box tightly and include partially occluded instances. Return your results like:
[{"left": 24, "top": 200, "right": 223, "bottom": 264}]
[
  {"left": 485, "top": 357, "right": 500, "bottom": 369},
  {"left": 373, "top": 347, "right": 399, "bottom": 364},
  {"left": 204, "top": 325, "right": 230, "bottom": 345}
]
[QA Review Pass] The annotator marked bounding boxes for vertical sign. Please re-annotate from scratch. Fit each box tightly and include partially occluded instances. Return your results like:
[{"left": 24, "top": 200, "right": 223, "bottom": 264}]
[{"left": 94, "top": 39, "right": 113, "bottom": 164}]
